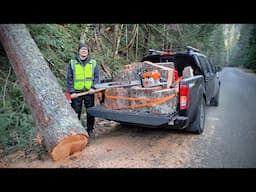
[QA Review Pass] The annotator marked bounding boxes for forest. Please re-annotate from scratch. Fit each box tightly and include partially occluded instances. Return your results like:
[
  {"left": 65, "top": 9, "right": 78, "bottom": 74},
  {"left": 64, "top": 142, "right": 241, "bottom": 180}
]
[{"left": 0, "top": 24, "right": 255, "bottom": 157}]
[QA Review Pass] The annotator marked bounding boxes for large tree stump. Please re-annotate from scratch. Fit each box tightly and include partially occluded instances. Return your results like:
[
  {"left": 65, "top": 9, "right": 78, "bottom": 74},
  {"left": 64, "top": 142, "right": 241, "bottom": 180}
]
[{"left": 0, "top": 24, "right": 88, "bottom": 161}]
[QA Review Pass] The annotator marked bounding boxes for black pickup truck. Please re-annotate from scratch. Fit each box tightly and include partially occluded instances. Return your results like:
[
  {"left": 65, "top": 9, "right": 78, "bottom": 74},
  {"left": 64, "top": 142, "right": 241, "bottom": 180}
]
[{"left": 88, "top": 46, "right": 221, "bottom": 134}]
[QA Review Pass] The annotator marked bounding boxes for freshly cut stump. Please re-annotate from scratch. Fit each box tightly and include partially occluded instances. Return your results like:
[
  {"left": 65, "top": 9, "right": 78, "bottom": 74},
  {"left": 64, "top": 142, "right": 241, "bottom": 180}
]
[{"left": 51, "top": 134, "right": 88, "bottom": 161}]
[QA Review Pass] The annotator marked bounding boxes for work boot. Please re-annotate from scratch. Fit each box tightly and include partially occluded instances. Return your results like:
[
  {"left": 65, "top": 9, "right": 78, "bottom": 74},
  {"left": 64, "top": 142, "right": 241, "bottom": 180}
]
[{"left": 87, "top": 129, "right": 95, "bottom": 138}]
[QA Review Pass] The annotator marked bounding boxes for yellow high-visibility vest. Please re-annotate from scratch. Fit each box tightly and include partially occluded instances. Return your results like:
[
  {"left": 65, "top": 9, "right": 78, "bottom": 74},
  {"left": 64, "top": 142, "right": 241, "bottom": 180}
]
[{"left": 71, "top": 59, "right": 96, "bottom": 90}]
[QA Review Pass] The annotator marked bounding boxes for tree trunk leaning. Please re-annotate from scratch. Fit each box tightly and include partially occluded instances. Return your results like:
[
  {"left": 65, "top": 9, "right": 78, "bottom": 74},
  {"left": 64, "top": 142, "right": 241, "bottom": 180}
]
[{"left": 0, "top": 24, "right": 88, "bottom": 161}]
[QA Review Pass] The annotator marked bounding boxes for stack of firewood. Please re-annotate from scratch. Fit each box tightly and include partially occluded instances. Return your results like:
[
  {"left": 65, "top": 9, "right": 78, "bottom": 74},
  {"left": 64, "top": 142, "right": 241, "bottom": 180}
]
[{"left": 105, "top": 61, "right": 178, "bottom": 115}]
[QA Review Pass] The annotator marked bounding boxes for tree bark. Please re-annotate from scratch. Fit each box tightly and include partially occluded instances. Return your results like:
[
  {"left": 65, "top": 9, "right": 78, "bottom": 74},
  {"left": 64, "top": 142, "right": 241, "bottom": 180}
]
[{"left": 0, "top": 24, "right": 88, "bottom": 161}]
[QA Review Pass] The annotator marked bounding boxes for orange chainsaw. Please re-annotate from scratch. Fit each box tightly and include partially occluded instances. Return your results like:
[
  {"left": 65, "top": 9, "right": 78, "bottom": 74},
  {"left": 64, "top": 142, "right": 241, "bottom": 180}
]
[{"left": 140, "top": 70, "right": 161, "bottom": 88}]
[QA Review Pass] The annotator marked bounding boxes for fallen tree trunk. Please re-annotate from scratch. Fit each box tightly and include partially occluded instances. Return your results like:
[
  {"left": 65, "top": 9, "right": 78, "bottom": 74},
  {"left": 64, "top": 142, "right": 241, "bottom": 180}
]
[{"left": 0, "top": 24, "right": 88, "bottom": 161}]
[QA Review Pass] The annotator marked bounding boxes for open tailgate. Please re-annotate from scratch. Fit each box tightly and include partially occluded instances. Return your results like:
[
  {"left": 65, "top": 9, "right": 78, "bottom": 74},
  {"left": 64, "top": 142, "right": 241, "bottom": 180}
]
[{"left": 87, "top": 105, "right": 176, "bottom": 127}]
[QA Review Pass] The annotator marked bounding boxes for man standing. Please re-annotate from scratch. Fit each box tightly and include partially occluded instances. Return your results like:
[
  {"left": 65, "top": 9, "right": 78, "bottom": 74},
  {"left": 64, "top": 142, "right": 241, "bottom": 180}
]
[{"left": 67, "top": 43, "right": 100, "bottom": 137}]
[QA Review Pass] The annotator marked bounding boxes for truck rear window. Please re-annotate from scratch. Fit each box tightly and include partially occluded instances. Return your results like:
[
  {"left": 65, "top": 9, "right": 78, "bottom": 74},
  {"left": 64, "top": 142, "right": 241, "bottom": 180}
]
[{"left": 141, "top": 55, "right": 174, "bottom": 63}]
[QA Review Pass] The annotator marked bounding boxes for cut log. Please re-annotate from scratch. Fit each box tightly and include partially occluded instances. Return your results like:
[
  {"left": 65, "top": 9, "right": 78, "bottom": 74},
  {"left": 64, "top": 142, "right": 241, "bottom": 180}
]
[
  {"left": 129, "top": 86, "right": 162, "bottom": 113},
  {"left": 153, "top": 62, "right": 174, "bottom": 68},
  {"left": 143, "top": 61, "right": 174, "bottom": 88},
  {"left": 166, "top": 69, "right": 174, "bottom": 88},
  {"left": 143, "top": 61, "right": 173, "bottom": 70},
  {"left": 182, "top": 66, "right": 194, "bottom": 78},
  {"left": 113, "top": 62, "right": 175, "bottom": 84},
  {"left": 104, "top": 87, "right": 130, "bottom": 110},
  {"left": 129, "top": 86, "right": 177, "bottom": 114},
  {"left": 0, "top": 24, "right": 88, "bottom": 161},
  {"left": 113, "top": 65, "right": 141, "bottom": 82}
]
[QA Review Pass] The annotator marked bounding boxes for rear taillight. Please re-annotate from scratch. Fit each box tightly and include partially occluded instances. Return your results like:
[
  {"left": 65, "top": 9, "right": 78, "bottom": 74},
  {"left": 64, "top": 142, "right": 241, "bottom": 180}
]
[
  {"left": 180, "top": 84, "right": 190, "bottom": 110},
  {"left": 160, "top": 52, "right": 176, "bottom": 56}
]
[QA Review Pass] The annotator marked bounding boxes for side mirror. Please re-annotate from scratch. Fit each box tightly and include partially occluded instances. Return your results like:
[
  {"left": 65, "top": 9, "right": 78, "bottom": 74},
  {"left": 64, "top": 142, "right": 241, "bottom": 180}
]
[{"left": 215, "top": 66, "right": 222, "bottom": 72}]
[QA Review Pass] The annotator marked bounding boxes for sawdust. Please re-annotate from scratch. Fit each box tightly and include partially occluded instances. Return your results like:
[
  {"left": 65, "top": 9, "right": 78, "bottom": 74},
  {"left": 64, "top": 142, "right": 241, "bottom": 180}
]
[{"left": 0, "top": 119, "right": 197, "bottom": 168}]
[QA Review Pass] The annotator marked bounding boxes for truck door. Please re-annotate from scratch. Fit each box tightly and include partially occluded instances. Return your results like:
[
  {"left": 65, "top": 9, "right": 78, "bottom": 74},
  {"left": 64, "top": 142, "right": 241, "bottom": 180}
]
[
  {"left": 205, "top": 58, "right": 218, "bottom": 98},
  {"left": 198, "top": 56, "right": 215, "bottom": 103}
]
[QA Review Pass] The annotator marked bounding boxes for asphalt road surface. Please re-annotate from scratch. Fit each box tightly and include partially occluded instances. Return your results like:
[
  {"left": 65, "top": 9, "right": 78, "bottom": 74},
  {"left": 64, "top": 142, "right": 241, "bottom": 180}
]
[{"left": 187, "top": 67, "right": 256, "bottom": 168}]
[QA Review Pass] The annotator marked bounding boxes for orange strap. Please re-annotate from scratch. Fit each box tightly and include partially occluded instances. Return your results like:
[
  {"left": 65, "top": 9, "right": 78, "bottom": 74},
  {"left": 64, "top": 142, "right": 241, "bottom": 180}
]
[
  {"left": 106, "top": 93, "right": 177, "bottom": 110},
  {"left": 104, "top": 76, "right": 182, "bottom": 110},
  {"left": 105, "top": 93, "right": 157, "bottom": 101}
]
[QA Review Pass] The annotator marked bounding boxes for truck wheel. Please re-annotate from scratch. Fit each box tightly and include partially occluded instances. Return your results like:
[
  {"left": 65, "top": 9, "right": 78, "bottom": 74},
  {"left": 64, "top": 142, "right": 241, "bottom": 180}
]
[
  {"left": 210, "top": 89, "right": 220, "bottom": 106},
  {"left": 185, "top": 97, "right": 205, "bottom": 134}
]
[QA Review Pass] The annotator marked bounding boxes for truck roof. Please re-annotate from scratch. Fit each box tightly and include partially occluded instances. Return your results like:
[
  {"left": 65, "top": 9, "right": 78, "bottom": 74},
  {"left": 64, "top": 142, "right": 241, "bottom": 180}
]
[{"left": 141, "top": 46, "right": 206, "bottom": 62}]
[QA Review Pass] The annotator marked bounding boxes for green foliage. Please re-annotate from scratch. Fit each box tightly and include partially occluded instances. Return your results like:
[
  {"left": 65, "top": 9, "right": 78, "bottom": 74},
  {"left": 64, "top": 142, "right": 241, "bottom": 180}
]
[
  {"left": 27, "top": 24, "right": 81, "bottom": 89},
  {"left": 0, "top": 43, "right": 38, "bottom": 156},
  {"left": 0, "top": 112, "right": 37, "bottom": 155},
  {"left": 207, "top": 25, "right": 226, "bottom": 67},
  {"left": 0, "top": 86, "right": 38, "bottom": 155},
  {"left": 228, "top": 24, "right": 256, "bottom": 70},
  {"left": 95, "top": 54, "right": 123, "bottom": 71},
  {"left": 247, "top": 25, "right": 256, "bottom": 71}
]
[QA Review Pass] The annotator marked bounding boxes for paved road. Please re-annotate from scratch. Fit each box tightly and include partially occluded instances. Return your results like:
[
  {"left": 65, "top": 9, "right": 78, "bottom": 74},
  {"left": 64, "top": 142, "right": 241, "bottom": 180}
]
[{"left": 187, "top": 67, "right": 256, "bottom": 168}]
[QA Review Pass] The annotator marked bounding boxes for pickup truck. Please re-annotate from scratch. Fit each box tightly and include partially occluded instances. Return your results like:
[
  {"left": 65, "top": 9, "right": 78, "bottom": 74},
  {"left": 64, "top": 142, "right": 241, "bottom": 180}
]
[{"left": 88, "top": 46, "right": 221, "bottom": 134}]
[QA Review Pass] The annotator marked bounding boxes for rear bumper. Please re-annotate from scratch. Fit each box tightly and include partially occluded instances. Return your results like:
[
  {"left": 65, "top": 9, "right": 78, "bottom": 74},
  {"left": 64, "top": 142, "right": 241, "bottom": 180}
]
[{"left": 87, "top": 105, "right": 189, "bottom": 128}]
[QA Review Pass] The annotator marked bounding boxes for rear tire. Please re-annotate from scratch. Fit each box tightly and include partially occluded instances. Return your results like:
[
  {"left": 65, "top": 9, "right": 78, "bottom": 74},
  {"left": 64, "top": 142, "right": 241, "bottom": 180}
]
[{"left": 185, "top": 97, "right": 205, "bottom": 134}]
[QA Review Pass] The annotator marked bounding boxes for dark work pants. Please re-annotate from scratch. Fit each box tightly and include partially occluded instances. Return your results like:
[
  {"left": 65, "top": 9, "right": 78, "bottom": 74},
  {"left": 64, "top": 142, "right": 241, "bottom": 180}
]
[{"left": 71, "top": 94, "right": 95, "bottom": 131}]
